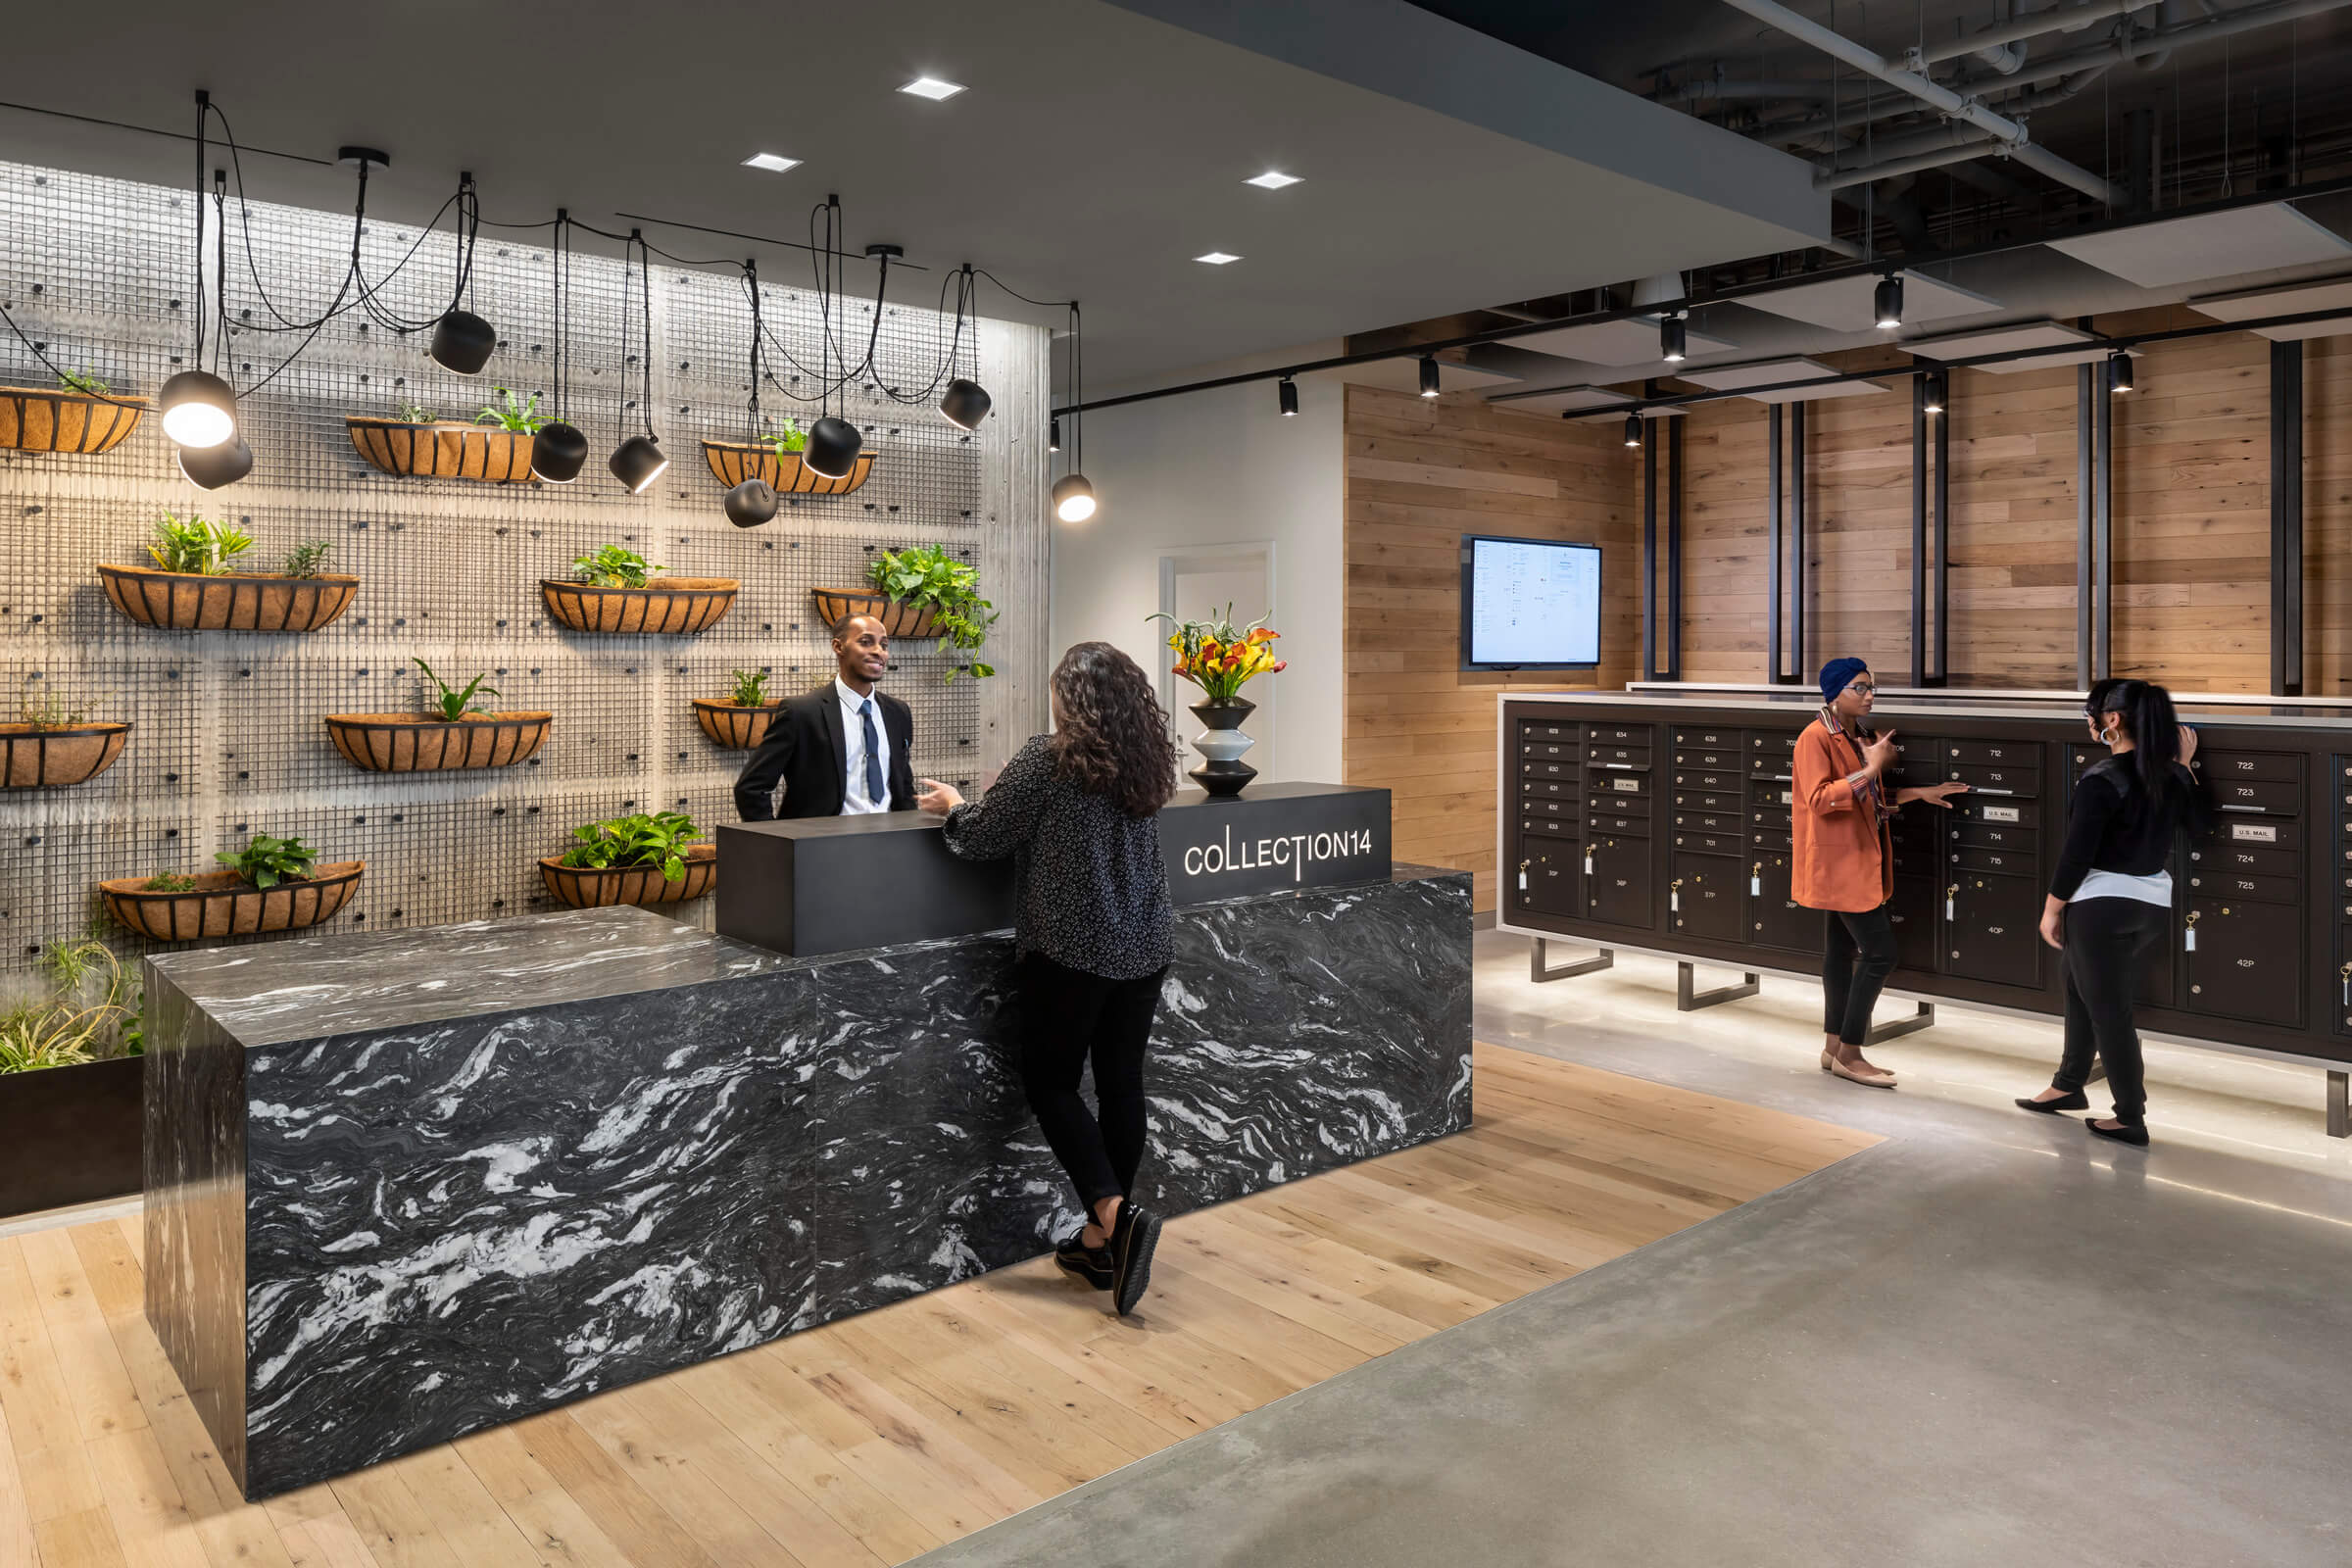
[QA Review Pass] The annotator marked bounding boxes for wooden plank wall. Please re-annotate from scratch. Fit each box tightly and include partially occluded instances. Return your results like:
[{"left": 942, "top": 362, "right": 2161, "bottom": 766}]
[{"left": 1343, "top": 385, "right": 1637, "bottom": 910}]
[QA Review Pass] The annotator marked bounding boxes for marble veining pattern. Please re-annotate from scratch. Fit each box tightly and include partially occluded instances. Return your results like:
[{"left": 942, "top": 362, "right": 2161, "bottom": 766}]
[{"left": 145, "top": 869, "right": 1471, "bottom": 1498}]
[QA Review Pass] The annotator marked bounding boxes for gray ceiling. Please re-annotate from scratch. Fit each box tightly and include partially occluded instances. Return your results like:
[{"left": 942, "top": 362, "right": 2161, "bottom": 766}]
[{"left": 0, "top": 0, "right": 1832, "bottom": 389}]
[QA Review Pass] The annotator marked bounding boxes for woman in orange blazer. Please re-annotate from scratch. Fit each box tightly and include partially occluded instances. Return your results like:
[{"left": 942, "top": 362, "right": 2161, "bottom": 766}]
[{"left": 1795, "top": 659, "right": 1967, "bottom": 1086}]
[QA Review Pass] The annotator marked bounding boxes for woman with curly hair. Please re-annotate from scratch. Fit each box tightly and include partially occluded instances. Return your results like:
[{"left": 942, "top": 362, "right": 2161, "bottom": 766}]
[{"left": 917, "top": 642, "right": 1178, "bottom": 1315}]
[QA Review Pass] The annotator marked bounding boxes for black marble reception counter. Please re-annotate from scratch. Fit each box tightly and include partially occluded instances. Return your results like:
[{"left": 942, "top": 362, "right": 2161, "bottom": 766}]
[{"left": 143, "top": 864, "right": 1470, "bottom": 1499}]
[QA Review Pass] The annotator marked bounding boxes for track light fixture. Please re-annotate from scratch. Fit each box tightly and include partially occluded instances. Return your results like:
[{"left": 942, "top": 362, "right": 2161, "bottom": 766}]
[
  {"left": 1874, "top": 274, "right": 1903, "bottom": 330},
  {"left": 1624, "top": 413, "right": 1643, "bottom": 448},
  {"left": 1279, "top": 376, "right": 1298, "bottom": 416},
  {"left": 177, "top": 434, "right": 253, "bottom": 490},
  {"left": 1049, "top": 416, "right": 1060, "bottom": 452},
  {"left": 607, "top": 230, "right": 670, "bottom": 493},
  {"left": 2107, "top": 351, "right": 2133, "bottom": 395},
  {"left": 1054, "top": 302, "right": 1097, "bottom": 521},
  {"left": 1659, "top": 315, "right": 1687, "bottom": 365},
  {"left": 1418, "top": 356, "right": 1440, "bottom": 398},
  {"left": 1922, "top": 370, "right": 1945, "bottom": 415}
]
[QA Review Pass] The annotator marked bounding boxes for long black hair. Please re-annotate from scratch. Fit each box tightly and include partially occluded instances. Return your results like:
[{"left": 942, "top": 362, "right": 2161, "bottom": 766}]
[
  {"left": 2095, "top": 678, "right": 2181, "bottom": 795},
  {"left": 1049, "top": 642, "right": 1178, "bottom": 817}
]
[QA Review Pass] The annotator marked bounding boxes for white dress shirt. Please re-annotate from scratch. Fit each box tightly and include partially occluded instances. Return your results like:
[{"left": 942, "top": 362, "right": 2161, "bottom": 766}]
[{"left": 834, "top": 678, "right": 893, "bottom": 814}]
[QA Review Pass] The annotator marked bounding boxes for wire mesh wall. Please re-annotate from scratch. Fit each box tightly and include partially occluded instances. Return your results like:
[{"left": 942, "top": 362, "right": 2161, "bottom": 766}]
[{"left": 0, "top": 158, "right": 1049, "bottom": 976}]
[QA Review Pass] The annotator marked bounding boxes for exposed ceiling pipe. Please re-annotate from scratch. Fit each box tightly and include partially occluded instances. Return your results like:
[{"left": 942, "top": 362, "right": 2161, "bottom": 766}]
[
  {"left": 1659, "top": 77, "right": 1833, "bottom": 104},
  {"left": 1717, "top": 0, "right": 2128, "bottom": 207},
  {"left": 2129, "top": 0, "right": 2199, "bottom": 69},
  {"left": 1972, "top": 0, "right": 2033, "bottom": 74},
  {"left": 1989, "top": 0, "right": 2352, "bottom": 89},
  {"left": 1819, "top": 135, "right": 2009, "bottom": 188},
  {"left": 1812, "top": 65, "right": 2116, "bottom": 188},
  {"left": 1916, "top": 0, "right": 2162, "bottom": 65}
]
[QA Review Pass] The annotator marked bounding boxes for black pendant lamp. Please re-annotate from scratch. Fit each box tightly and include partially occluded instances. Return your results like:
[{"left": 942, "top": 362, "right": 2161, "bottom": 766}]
[
  {"left": 1054, "top": 302, "right": 1097, "bottom": 521},
  {"left": 937, "top": 266, "right": 993, "bottom": 430},
  {"left": 178, "top": 434, "right": 253, "bottom": 490},
  {"left": 607, "top": 230, "right": 671, "bottom": 494},
  {"left": 427, "top": 176, "right": 496, "bottom": 373},
  {"left": 805, "top": 415, "right": 861, "bottom": 479},
  {"left": 531, "top": 213, "right": 587, "bottom": 481},
  {"left": 160, "top": 369, "right": 237, "bottom": 449},
  {"left": 801, "top": 201, "right": 865, "bottom": 480},
  {"left": 723, "top": 256, "right": 782, "bottom": 526}
]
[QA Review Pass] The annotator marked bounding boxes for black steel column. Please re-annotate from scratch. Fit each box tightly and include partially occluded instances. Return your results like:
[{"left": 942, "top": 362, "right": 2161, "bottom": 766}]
[
  {"left": 1910, "top": 377, "right": 1927, "bottom": 687},
  {"left": 2077, "top": 364, "right": 2094, "bottom": 687},
  {"left": 1642, "top": 419, "right": 1658, "bottom": 679},
  {"left": 1790, "top": 401, "right": 1807, "bottom": 684},
  {"left": 1767, "top": 405, "right": 1785, "bottom": 683},
  {"left": 1932, "top": 379, "right": 1949, "bottom": 686},
  {"left": 2272, "top": 340, "right": 2305, "bottom": 696},
  {"left": 1666, "top": 416, "right": 1684, "bottom": 680},
  {"left": 2094, "top": 362, "right": 2114, "bottom": 680}
]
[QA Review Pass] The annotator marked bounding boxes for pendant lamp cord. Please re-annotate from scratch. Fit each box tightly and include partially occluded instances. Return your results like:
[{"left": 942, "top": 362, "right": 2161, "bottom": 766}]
[
  {"left": 192, "top": 92, "right": 208, "bottom": 374},
  {"left": 616, "top": 232, "right": 632, "bottom": 452},
  {"left": 745, "top": 256, "right": 762, "bottom": 440},
  {"left": 1068, "top": 301, "right": 1082, "bottom": 474},
  {"left": 637, "top": 229, "right": 657, "bottom": 439}
]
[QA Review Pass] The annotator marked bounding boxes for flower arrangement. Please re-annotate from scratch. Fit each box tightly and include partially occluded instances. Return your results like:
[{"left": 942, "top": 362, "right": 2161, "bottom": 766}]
[{"left": 1149, "top": 605, "right": 1286, "bottom": 703}]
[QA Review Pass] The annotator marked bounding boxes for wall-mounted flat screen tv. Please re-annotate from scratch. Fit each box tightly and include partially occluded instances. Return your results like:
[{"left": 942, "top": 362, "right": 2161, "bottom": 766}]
[{"left": 1458, "top": 534, "right": 1602, "bottom": 670}]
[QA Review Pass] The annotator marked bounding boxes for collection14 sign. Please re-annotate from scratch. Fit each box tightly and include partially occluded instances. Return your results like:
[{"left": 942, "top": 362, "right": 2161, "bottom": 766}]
[{"left": 1162, "top": 785, "right": 1392, "bottom": 906}]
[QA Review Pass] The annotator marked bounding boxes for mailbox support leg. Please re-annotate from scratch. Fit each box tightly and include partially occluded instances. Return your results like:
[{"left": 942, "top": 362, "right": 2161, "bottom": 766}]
[
  {"left": 1531, "top": 938, "right": 1612, "bottom": 983},
  {"left": 2328, "top": 1071, "right": 2348, "bottom": 1140},
  {"left": 1677, "top": 962, "right": 1760, "bottom": 1011},
  {"left": 1864, "top": 1002, "right": 1936, "bottom": 1047}
]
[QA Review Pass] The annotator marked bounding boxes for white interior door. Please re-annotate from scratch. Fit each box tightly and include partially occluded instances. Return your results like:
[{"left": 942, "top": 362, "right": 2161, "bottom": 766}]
[{"left": 1157, "top": 544, "right": 1276, "bottom": 780}]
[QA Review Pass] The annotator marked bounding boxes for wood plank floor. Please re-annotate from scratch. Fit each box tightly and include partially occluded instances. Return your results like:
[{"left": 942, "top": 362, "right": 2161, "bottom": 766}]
[{"left": 0, "top": 1043, "right": 1877, "bottom": 1567}]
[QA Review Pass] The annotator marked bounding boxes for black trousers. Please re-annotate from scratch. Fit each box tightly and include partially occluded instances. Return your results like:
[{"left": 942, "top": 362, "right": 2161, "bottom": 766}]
[
  {"left": 2053, "top": 897, "right": 2164, "bottom": 1126},
  {"left": 1822, "top": 904, "right": 1899, "bottom": 1047},
  {"left": 1016, "top": 953, "right": 1168, "bottom": 1212}
]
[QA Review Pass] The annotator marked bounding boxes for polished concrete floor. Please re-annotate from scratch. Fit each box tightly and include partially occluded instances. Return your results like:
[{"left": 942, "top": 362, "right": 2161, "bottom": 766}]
[{"left": 915, "top": 934, "right": 2352, "bottom": 1567}]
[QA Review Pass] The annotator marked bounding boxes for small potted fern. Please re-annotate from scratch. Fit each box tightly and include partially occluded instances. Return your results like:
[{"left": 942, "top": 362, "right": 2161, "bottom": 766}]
[
  {"left": 692, "top": 667, "right": 786, "bottom": 749},
  {"left": 539, "top": 810, "right": 716, "bottom": 907},
  {"left": 0, "top": 368, "right": 148, "bottom": 455},
  {"left": 101, "top": 830, "right": 364, "bottom": 941},
  {"left": 346, "top": 386, "right": 543, "bottom": 484},
  {"left": 323, "top": 657, "right": 554, "bottom": 772},
  {"left": 540, "top": 543, "right": 739, "bottom": 636},
  {"left": 98, "top": 515, "right": 357, "bottom": 633},
  {"left": 0, "top": 676, "right": 130, "bottom": 788},
  {"left": 701, "top": 414, "right": 877, "bottom": 499},
  {"left": 813, "top": 544, "right": 997, "bottom": 681}
]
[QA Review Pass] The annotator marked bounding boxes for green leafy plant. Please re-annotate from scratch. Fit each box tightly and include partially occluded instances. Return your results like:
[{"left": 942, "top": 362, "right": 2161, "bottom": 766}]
[
  {"left": 866, "top": 545, "right": 997, "bottom": 682},
  {"left": 0, "top": 935, "right": 138, "bottom": 1075},
  {"left": 141, "top": 873, "right": 197, "bottom": 893},
  {"left": 560, "top": 811, "right": 702, "bottom": 885},
  {"left": 573, "top": 544, "right": 664, "bottom": 589},
  {"left": 767, "top": 416, "right": 807, "bottom": 456},
  {"left": 414, "top": 657, "right": 498, "bottom": 721},
  {"left": 57, "top": 368, "right": 112, "bottom": 397},
  {"left": 396, "top": 400, "right": 436, "bottom": 424},
  {"left": 726, "top": 668, "right": 772, "bottom": 707},
  {"left": 476, "top": 385, "right": 549, "bottom": 433},
  {"left": 280, "top": 539, "right": 334, "bottom": 578},
  {"left": 18, "top": 675, "right": 110, "bottom": 730},
  {"left": 215, "top": 832, "right": 318, "bottom": 890},
  {"left": 148, "top": 512, "right": 255, "bottom": 575}
]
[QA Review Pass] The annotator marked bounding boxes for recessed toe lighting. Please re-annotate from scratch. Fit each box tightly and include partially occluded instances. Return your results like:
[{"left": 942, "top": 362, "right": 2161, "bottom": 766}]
[
  {"left": 742, "top": 153, "right": 800, "bottom": 173},
  {"left": 1195, "top": 252, "right": 1242, "bottom": 266},
  {"left": 1246, "top": 171, "right": 1301, "bottom": 189},
  {"left": 900, "top": 76, "right": 966, "bottom": 101}
]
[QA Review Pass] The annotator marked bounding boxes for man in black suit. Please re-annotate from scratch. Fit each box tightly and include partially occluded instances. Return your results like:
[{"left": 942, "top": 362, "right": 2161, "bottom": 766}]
[{"left": 733, "top": 613, "right": 917, "bottom": 819}]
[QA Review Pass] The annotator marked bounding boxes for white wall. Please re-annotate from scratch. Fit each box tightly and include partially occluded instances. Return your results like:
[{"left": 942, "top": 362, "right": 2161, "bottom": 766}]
[{"left": 1049, "top": 368, "right": 1346, "bottom": 783}]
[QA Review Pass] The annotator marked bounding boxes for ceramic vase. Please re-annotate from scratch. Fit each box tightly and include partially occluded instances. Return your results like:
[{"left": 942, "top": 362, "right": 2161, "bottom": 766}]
[{"left": 1188, "top": 697, "right": 1256, "bottom": 797}]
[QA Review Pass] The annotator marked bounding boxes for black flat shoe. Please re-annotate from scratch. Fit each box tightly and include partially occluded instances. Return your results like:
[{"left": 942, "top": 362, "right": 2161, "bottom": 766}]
[
  {"left": 2087, "top": 1120, "right": 2150, "bottom": 1148},
  {"left": 2016, "top": 1091, "right": 2089, "bottom": 1114},
  {"left": 1054, "top": 1237, "right": 1113, "bottom": 1292},
  {"left": 1110, "top": 1202, "right": 1163, "bottom": 1317}
]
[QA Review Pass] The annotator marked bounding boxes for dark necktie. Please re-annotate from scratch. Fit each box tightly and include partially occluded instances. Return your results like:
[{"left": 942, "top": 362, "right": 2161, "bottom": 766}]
[{"left": 859, "top": 699, "right": 884, "bottom": 806}]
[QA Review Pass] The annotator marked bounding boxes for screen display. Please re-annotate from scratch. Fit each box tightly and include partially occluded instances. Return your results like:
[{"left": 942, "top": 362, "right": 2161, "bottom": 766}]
[{"left": 1460, "top": 535, "right": 1602, "bottom": 668}]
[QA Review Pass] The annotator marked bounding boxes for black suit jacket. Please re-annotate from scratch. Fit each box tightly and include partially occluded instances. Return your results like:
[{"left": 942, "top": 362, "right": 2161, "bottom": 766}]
[{"left": 733, "top": 682, "right": 917, "bottom": 820}]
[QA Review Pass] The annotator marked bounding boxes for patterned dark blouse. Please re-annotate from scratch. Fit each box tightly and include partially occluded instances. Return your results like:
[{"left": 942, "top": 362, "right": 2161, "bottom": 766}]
[{"left": 941, "top": 734, "right": 1174, "bottom": 980}]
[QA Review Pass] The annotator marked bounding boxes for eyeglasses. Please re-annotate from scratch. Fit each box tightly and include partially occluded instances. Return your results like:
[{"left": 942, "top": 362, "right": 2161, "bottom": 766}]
[{"left": 1844, "top": 681, "right": 1877, "bottom": 696}]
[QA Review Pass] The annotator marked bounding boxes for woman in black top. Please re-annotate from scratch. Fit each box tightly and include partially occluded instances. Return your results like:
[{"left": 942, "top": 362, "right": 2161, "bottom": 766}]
[
  {"left": 2017, "top": 679, "right": 2210, "bottom": 1146},
  {"left": 917, "top": 642, "right": 1178, "bottom": 1315}
]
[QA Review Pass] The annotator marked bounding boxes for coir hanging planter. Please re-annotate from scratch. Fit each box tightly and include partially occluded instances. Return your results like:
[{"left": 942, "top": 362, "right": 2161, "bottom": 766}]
[
  {"left": 323, "top": 712, "right": 553, "bottom": 772},
  {"left": 345, "top": 416, "right": 539, "bottom": 484},
  {"left": 100, "top": 862, "right": 365, "bottom": 941},
  {"left": 0, "top": 387, "right": 147, "bottom": 454},
  {"left": 690, "top": 698, "right": 785, "bottom": 750},
  {"left": 701, "top": 438, "right": 876, "bottom": 497},
  {"left": 538, "top": 843, "right": 717, "bottom": 908},
  {"left": 97, "top": 564, "right": 359, "bottom": 633},
  {"left": 539, "top": 578, "right": 739, "bottom": 636},
  {"left": 808, "top": 588, "right": 938, "bottom": 641},
  {"left": 0, "top": 722, "right": 130, "bottom": 788}
]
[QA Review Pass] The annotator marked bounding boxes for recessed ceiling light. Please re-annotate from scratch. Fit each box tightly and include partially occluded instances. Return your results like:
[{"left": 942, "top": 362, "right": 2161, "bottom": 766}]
[
  {"left": 1195, "top": 252, "right": 1242, "bottom": 266},
  {"left": 741, "top": 153, "right": 800, "bottom": 173},
  {"left": 900, "top": 76, "right": 966, "bottom": 101},
  {"left": 1246, "top": 172, "right": 1300, "bottom": 189}
]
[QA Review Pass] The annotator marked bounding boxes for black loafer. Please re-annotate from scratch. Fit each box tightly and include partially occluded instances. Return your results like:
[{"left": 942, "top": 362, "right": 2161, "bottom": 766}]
[
  {"left": 2017, "top": 1091, "right": 2089, "bottom": 1114},
  {"left": 1110, "top": 1202, "right": 1163, "bottom": 1317},
  {"left": 2087, "top": 1120, "right": 2150, "bottom": 1148},
  {"left": 1054, "top": 1237, "right": 1113, "bottom": 1292}
]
